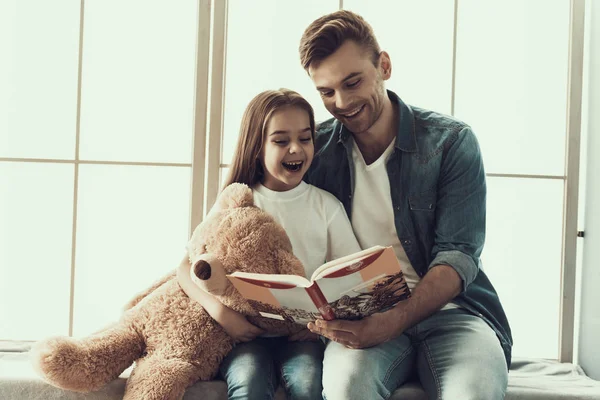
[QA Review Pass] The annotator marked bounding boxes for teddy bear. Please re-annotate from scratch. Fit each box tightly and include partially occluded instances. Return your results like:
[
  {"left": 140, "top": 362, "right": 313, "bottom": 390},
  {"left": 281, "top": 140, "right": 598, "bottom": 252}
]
[{"left": 30, "top": 183, "right": 306, "bottom": 400}]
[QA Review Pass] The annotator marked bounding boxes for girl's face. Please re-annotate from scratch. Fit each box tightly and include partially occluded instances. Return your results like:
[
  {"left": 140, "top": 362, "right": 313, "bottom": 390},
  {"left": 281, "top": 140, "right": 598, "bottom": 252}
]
[{"left": 260, "top": 106, "right": 314, "bottom": 192}]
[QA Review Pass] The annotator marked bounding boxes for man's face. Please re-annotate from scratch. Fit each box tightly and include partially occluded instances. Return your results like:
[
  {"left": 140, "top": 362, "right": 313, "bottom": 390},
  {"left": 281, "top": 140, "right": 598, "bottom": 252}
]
[{"left": 308, "top": 40, "right": 390, "bottom": 134}]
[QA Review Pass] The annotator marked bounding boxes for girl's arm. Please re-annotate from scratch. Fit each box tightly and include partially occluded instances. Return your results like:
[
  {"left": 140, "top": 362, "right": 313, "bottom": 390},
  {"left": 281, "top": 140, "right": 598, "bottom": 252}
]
[
  {"left": 326, "top": 203, "right": 363, "bottom": 261},
  {"left": 176, "top": 255, "right": 264, "bottom": 342}
]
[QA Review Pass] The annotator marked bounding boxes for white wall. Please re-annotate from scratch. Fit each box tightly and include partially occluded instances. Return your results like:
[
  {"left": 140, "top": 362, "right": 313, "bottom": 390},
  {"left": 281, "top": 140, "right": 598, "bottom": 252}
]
[{"left": 578, "top": 0, "right": 600, "bottom": 381}]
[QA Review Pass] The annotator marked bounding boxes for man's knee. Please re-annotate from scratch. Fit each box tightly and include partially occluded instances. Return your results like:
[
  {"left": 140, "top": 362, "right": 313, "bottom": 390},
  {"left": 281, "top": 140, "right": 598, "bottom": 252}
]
[
  {"left": 434, "top": 357, "right": 508, "bottom": 400},
  {"left": 322, "top": 372, "right": 389, "bottom": 400},
  {"left": 440, "top": 374, "right": 506, "bottom": 400},
  {"left": 321, "top": 350, "right": 391, "bottom": 400},
  {"left": 321, "top": 337, "right": 414, "bottom": 400}
]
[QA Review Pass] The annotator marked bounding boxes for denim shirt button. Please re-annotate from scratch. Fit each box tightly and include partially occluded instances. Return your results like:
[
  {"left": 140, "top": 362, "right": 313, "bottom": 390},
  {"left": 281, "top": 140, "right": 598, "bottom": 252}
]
[{"left": 403, "top": 239, "right": 411, "bottom": 245}]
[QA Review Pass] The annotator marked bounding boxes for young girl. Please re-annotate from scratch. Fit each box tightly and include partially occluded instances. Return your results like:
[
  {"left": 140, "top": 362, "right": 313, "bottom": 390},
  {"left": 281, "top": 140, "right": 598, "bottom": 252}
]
[{"left": 182, "top": 89, "right": 361, "bottom": 400}]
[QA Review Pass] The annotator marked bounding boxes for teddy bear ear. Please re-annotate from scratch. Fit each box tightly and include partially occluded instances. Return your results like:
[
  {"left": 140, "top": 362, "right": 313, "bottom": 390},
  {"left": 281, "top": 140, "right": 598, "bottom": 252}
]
[{"left": 218, "top": 183, "right": 254, "bottom": 209}]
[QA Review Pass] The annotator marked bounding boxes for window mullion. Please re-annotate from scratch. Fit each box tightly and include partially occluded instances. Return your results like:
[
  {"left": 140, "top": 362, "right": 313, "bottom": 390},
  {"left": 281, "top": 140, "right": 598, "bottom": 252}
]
[
  {"left": 205, "top": 0, "right": 228, "bottom": 216},
  {"left": 189, "top": 0, "right": 212, "bottom": 234},
  {"left": 68, "top": 0, "right": 86, "bottom": 337},
  {"left": 560, "top": 0, "right": 586, "bottom": 363}
]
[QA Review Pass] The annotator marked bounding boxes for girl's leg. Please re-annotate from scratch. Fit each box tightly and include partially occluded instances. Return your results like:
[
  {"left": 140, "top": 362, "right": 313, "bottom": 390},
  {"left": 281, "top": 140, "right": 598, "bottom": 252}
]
[
  {"left": 219, "top": 338, "right": 278, "bottom": 400},
  {"left": 276, "top": 337, "right": 325, "bottom": 400}
]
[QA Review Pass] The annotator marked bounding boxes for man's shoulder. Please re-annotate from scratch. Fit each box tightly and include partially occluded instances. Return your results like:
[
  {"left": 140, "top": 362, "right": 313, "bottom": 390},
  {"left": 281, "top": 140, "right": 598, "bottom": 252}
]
[
  {"left": 315, "top": 117, "right": 338, "bottom": 136},
  {"left": 408, "top": 105, "right": 478, "bottom": 158},
  {"left": 411, "top": 106, "right": 470, "bottom": 136},
  {"left": 314, "top": 117, "right": 340, "bottom": 152}
]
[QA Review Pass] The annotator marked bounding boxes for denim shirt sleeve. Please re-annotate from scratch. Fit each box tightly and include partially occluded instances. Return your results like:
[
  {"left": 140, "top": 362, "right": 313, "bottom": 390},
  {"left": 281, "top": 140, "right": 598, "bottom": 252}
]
[{"left": 429, "top": 126, "right": 486, "bottom": 292}]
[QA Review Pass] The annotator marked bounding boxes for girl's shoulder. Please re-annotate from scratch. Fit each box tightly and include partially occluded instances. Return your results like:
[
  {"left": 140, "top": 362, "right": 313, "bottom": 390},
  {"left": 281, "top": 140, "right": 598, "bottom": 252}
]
[{"left": 304, "top": 184, "right": 345, "bottom": 213}]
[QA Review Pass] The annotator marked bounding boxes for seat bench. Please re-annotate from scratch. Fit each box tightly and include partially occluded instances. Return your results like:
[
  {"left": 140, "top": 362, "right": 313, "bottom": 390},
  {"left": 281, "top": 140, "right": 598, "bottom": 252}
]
[{"left": 2, "top": 343, "right": 599, "bottom": 400}]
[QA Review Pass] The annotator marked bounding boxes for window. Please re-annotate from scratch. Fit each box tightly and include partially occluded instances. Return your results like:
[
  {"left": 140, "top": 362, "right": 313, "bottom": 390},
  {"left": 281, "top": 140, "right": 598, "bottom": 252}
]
[
  {"left": 219, "top": 0, "right": 339, "bottom": 188},
  {"left": 1, "top": 0, "right": 585, "bottom": 363},
  {"left": 0, "top": 0, "right": 201, "bottom": 339}
]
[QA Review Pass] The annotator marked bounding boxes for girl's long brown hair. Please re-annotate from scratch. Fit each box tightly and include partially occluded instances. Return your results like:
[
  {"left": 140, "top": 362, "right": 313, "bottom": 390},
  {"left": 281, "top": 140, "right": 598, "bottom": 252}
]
[{"left": 223, "top": 89, "right": 315, "bottom": 190}]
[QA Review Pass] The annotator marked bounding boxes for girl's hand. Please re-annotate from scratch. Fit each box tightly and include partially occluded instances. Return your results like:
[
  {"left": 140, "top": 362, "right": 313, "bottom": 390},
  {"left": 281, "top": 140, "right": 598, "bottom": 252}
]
[
  {"left": 216, "top": 306, "right": 264, "bottom": 343},
  {"left": 288, "top": 328, "right": 320, "bottom": 342}
]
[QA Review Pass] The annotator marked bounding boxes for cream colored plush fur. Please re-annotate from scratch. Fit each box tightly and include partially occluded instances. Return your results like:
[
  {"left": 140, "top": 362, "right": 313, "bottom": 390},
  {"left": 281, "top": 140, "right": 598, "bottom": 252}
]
[{"left": 30, "top": 183, "right": 305, "bottom": 400}]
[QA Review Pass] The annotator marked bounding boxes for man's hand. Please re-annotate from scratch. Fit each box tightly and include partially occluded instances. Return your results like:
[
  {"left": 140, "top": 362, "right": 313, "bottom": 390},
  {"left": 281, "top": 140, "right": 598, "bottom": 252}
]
[
  {"left": 216, "top": 306, "right": 264, "bottom": 343},
  {"left": 307, "top": 312, "right": 397, "bottom": 349},
  {"left": 288, "top": 328, "right": 320, "bottom": 342}
]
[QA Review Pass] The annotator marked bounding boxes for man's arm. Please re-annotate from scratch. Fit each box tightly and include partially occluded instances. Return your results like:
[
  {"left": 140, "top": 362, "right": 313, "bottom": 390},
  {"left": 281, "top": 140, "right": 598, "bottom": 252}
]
[
  {"left": 308, "top": 126, "right": 485, "bottom": 347},
  {"left": 307, "top": 264, "right": 460, "bottom": 348}
]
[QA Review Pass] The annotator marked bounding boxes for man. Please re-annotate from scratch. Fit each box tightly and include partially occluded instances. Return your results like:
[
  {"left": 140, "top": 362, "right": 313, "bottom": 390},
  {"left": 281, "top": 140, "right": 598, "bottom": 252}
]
[{"left": 300, "top": 10, "right": 512, "bottom": 400}]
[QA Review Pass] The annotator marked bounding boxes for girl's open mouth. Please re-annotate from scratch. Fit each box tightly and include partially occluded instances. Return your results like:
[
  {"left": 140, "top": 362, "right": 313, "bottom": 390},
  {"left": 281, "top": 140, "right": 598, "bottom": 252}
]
[{"left": 282, "top": 161, "right": 303, "bottom": 172}]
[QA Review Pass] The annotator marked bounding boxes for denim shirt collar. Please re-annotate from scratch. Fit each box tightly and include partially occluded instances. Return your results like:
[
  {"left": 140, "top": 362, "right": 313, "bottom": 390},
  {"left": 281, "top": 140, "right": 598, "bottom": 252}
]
[{"left": 336, "top": 90, "right": 418, "bottom": 153}]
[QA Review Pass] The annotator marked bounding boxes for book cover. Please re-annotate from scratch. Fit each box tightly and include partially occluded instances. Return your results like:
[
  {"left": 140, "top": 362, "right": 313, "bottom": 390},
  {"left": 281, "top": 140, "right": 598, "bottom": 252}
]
[{"left": 227, "top": 246, "right": 411, "bottom": 324}]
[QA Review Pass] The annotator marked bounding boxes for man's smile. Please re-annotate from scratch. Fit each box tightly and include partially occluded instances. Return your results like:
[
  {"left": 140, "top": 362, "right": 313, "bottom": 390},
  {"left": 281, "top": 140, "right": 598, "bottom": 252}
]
[{"left": 339, "top": 104, "right": 365, "bottom": 119}]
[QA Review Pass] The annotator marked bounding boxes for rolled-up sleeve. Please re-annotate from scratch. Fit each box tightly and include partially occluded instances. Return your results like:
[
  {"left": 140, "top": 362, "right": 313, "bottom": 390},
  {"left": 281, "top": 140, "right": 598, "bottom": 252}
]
[{"left": 429, "top": 127, "right": 486, "bottom": 292}]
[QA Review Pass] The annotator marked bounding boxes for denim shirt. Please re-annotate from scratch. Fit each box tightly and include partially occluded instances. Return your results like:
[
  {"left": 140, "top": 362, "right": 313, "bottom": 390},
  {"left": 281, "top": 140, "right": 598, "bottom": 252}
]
[{"left": 305, "top": 90, "right": 513, "bottom": 367}]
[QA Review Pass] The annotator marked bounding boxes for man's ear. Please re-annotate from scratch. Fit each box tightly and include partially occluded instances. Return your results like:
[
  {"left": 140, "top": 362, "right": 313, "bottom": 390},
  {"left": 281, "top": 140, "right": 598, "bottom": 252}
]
[{"left": 378, "top": 51, "right": 392, "bottom": 80}]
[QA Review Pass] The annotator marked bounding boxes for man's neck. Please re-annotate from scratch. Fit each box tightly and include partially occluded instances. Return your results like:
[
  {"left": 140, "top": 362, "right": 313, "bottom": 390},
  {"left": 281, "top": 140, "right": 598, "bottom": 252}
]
[{"left": 353, "top": 95, "right": 398, "bottom": 165}]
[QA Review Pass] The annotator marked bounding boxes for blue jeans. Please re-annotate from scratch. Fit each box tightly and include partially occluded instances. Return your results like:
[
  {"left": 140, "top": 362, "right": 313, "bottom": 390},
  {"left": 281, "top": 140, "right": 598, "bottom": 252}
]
[
  {"left": 219, "top": 336, "right": 324, "bottom": 400},
  {"left": 322, "top": 309, "right": 508, "bottom": 400}
]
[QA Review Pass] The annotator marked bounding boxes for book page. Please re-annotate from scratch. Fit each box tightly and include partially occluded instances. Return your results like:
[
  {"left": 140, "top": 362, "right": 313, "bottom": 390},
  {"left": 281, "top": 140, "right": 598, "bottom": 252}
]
[
  {"left": 228, "top": 275, "right": 321, "bottom": 324},
  {"left": 310, "top": 245, "right": 386, "bottom": 282},
  {"left": 227, "top": 271, "right": 310, "bottom": 288}
]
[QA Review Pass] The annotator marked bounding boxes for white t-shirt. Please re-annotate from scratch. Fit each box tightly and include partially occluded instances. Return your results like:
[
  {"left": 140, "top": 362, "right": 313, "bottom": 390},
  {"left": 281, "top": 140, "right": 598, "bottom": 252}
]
[
  {"left": 350, "top": 138, "right": 458, "bottom": 310},
  {"left": 350, "top": 138, "right": 420, "bottom": 290},
  {"left": 209, "top": 181, "right": 361, "bottom": 278}
]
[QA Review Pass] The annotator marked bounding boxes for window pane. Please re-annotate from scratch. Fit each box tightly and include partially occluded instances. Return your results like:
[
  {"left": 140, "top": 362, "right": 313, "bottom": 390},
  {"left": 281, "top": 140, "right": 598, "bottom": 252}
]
[
  {"left": 222, "top": 0, "right": 339, "bottom": 164},
  {"left": 78, "top": 0, "right": 198, "bottom": 164},
  {"left": 72, "top": 165, "right": 191, "bottom": 336},
  {"left": 0, "top": 163, "right": 74, "bottom": 340},
  {"left": 0, "top": 0, "right": 80, "bottom": 159},
  {"left": 344, "top": 0, "right": 454, "bottom": 115},
  {"left": 454, "top": 0, "right": 570, "bottom": 176},
  {"left": 483, "top": 177, "right": 563, "bottom": 359}
]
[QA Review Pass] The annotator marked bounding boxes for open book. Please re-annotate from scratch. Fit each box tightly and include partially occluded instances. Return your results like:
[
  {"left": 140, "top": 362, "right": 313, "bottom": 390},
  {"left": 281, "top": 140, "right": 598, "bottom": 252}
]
[{"left": 227, "top": 246, "right": 411, "bottom": 324}]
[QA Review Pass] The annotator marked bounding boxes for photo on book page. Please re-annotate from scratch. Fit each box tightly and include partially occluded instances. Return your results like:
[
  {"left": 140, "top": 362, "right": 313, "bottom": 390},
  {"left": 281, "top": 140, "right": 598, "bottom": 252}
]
[
  {"left": 315, "top": 246, "right": 411, "bottom": 320},
  {"left": 326, "top": 271, "right": 409, "bottom": 320}
]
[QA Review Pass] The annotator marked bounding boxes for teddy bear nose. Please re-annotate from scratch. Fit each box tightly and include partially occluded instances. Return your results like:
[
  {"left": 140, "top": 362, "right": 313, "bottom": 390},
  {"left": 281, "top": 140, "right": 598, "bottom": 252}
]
[{"left": 193, "top": 260, "right": 212, "bottom": 280}]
